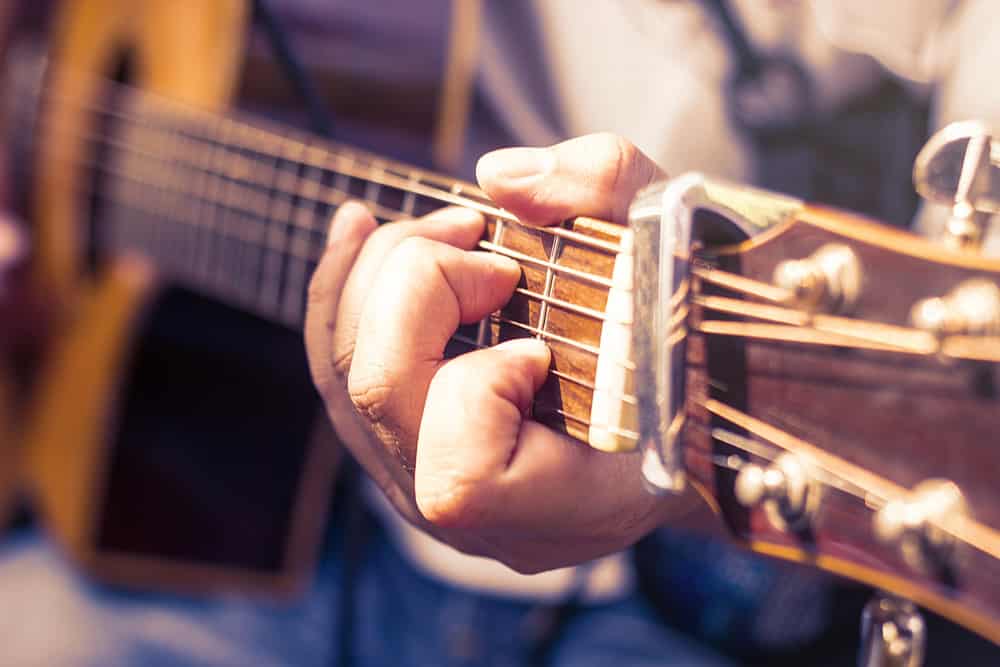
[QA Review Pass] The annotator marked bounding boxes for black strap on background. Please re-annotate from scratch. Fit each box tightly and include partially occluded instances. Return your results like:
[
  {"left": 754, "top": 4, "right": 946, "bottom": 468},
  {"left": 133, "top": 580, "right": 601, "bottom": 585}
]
[
  {"left": 700, "top": 0, "right": 813, "bottom": 138},
  {"left": 253, "top": 0, "right": 336, "bottom": 139},
  {"left": 698, "top": 0, "right": 927, "bottom": 226}
]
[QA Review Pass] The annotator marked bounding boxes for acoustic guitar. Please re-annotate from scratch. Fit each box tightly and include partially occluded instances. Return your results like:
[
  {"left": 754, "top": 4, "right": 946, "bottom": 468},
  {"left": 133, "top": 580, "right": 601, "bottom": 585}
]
[{"left": 8, "top": 0, "right": 1000, "bottom": 656}]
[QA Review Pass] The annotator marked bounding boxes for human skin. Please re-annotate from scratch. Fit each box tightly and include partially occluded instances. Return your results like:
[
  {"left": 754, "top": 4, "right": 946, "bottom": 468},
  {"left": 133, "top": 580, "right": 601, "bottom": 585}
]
[{"left": 304, "top": 133, "right": 717, "bottom": 574}]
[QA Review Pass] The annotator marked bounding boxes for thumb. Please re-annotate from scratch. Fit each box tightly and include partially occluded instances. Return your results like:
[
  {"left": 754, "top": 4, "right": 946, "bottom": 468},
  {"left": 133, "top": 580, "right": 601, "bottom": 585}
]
[
  {"left": 414, "top": 337, "right": 551, "bottom": 528},
  {"left": 476, "top": 133, "right": 666, "bottom": 225}
]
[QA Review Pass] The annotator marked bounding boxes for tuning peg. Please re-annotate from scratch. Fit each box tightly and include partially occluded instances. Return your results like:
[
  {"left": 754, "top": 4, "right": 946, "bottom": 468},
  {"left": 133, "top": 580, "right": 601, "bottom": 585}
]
[
  {"left": 859, "top": 593, "right": 926, "bottom": 667},
  {"left": 910, "top": 278, "right": 1000, "bottom": 337},
  {"left": 734, "top": 453, "right": 818, "bottom": 532},
  {"left": 873, "top": 479, "right": 968, "bottom": 578},
  {"left": 772, "top": 244, "right": 861, "bottom": 313},
  {"left": 914, "top": 121, "right": 1000, "bottom": 251}
]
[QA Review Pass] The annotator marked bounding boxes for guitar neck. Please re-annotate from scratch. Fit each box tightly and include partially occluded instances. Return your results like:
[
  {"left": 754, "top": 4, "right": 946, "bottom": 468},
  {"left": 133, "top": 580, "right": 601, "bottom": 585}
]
[
  {"left": 87, "top": 92, "right": 495, "bottom": 328},
  {"left": 33, "top": 74, "right": 629, "bottom": 448}
]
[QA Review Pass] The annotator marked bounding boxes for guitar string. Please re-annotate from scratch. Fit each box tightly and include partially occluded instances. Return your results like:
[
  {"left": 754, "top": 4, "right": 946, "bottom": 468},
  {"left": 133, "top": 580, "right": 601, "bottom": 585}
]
[
  {"left": 705, "top": 400, "right": 1000, "bottom": 566},
  {"left": 95, "top": 162, "right": 645, "bottom": 422},
  {"left": 34, "top": 76, "right": 1000, "bottom": 361},
  {"left": 41, "top": 114, "right": 627, "bottom": 328},
  {"left": 35, "top": 82, "right": 624, "bottom": 254},
  {"left": 58, "top": 143, "right": 637, "bottom": 402},
  {"left": 55, "top": 148, "right": 996, "bottom": 374},
  {"left": 80, "top": 163, "right": 626, "bottom": 360},
  {"left": 24, "top": 99, "right": 639, "bottom": 436},
  {"left": 44, "top": 90, "right": 949, "bottom": 357},
  {"left": 55, "top": 149, "right": 999, "bottom": 368},
  {"left": 59, "top": 117, "right": 976, "bottom": 362},
  {"left": 39, "top": 114, "right": 622, "bottom": 295},
  {"left": 38, "top": 74, "right": 1000, "bottom": 438}
]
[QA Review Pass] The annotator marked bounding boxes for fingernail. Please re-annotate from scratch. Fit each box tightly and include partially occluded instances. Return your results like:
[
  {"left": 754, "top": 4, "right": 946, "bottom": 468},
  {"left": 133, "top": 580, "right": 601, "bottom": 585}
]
[
  {"left": 424, "top": 206, "right": 484, "bottom": 225},
  {"left": 476, "top": 147, "right": 555, "bottom": 186},
  {"left": 328, "top": 201, "right": 369, "bottom": 246},
  {"left": 487, "top": 252, "right": 520, "bottom": 274},
  {"left": 493, "top": 337, "right": 550, "bottom": 360}
]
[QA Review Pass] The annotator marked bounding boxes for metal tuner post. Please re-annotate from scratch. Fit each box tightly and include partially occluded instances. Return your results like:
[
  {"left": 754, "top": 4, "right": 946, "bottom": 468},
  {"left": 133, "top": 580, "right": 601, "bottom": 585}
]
[
  {"left": 859, "top": 593, "right": 926, "bottom": 667},
  {"left": 914, "top": 121, "right": 1000, "bottom": 251}
]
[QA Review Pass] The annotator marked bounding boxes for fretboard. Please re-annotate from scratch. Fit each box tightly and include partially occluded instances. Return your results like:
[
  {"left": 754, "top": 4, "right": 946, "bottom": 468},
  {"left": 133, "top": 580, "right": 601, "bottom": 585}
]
[
  {"left": 85, "top": 92, "right": 499, "bottom": 328},
  {"left": 46, "top": 75, "right": 631, "bottom": 447}
]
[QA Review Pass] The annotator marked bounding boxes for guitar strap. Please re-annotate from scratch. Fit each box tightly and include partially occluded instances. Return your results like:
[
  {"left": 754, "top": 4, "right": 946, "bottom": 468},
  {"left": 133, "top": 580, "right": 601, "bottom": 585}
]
[{"left": 704, "top": 0, "right": 930, "bottom": 227}]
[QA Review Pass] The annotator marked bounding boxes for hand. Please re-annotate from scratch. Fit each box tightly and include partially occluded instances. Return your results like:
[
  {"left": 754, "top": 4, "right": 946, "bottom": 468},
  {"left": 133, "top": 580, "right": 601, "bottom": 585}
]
[{"left": 305, "top": 134, "right": 710, "bottom": 573}]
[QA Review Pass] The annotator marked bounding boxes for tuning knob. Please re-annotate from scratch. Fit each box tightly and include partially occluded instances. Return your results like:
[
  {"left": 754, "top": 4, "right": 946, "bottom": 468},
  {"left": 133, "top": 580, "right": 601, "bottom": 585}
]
[
  {"left": 772, "top": 244, "right": 861, "bottom": 313},
  {"left": 734, "top": 453, "right": 818, "bottom": 531},
  {"left": 859, "top": 593, "right": 926, "bottom": 667},
  {"left": 910, "top": 279, "right": 1000, "bottom": 336},
  {"left": 873, "top": 479, "right": 968, "bottom": 577}
]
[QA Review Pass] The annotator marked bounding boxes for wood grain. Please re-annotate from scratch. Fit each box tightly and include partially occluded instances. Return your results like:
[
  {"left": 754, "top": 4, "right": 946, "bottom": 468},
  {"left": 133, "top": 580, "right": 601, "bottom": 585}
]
[{"left": 684, "top": 206, "right": 1000, "bottom": 644}]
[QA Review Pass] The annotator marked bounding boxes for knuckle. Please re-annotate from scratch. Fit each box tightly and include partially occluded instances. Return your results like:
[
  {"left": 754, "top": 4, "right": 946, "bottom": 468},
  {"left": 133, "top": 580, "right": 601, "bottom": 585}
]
[
  {"left": 606, "top": 134, "right": 639, "bottom": 193},
  {"left": 361, "top": 221, "right": 407, "bottom": 262},
  {"left": 347, "top": 365, "right": 397, "bottom": 425},
  {"left": 417, "top": 474, "right": 493, "bottom": 532},
  {"left": 330, "top": 344, "right": 354, "bottom": 380},
  {"left": 388, "top": 235, "right": 437, "bottom": 267}
]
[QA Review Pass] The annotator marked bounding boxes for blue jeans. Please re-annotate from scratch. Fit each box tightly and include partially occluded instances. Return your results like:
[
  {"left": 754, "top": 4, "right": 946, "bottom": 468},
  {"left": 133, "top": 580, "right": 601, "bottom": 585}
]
[{"left": 0, "top": 519, "right": 737, "bottom": 667}]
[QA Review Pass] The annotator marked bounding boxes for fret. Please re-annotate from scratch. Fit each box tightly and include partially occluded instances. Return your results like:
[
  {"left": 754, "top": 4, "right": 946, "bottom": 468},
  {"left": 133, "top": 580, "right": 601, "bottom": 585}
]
[
  {"left": 259, "top": 169, "right": 291, "bottom": 315},
  {"left": 538, "top": 235, "right": 563, "bottom": 340},
  {"left": 332, "top": 153, "right": 354, "bottom": 200},
  {"left": 162, "top": 126, "right": 192, "bottom": 275},
  {"left": 192, "top": 129, "right": 219, "bottom": 286},
  {"left": 203, "top": 123, "right": 229, "bottom": 293},
  {"left": 210, "top": 121, "right": 236, "bottom": 296},
  {"left": 402, "top": 170, "right": 419, "bottom": 217},
  {"left": 229, "top": 125, "right": 259, "bottom": 305},
  {"left": 144, "top": 127, "right": 170, "bottom": 267},
  {"left": 241, "top": 131, "right": 275, "bottom": 304},
  {"left": 282, "top": 161, "right": 325, "bottom": 325},
  {"left": 477, "top": 218, "right": 506, "bottom": 348},
  {"left": 364, "top": 162, "right": 384, "bottom": 206}
]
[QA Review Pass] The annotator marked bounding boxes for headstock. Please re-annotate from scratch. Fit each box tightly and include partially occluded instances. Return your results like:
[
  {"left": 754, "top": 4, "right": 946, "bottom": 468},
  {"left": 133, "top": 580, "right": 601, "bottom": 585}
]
[{"left": 629, "top": 123, "right": 1000, "bottom": 652}]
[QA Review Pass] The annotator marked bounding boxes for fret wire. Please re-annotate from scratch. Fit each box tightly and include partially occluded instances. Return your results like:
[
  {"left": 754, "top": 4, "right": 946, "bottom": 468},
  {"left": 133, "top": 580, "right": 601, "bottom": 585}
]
[
  {"left": 490, "top": 316, "right": 638, "bottom": 372},
  {"left": 277, "top": 140, "right": 303, "bottom": 325},
  {"left": 478, "top": 241, "right": 614, "bottom": 289},
  {"left": 512, "top": 287, "right": 611, "bottom": 323},
  {"left": 491, "top": 315, "right": 601, "bottom": 356},
  {"left": 447, "top": 334, "right": 638, "bottom": 408},
  {"left": 477, "top": 218, "right": 506, "bottom": 347},
  {"left": 217, "top": 120, "right": 243, "bottom": 298},
  {"left": 401, "top": 169, "right": 418, "bottom": 217},
  {"left": 285, "top": 159, "right": 326, "bottom": 325},
  {"left": 536, "top": 235, "right": 562, "bottom": 344},
  {"left": 533, "top": 406, "right": 640, "bottom": 440},
  {"left": 364, "top": 162, "right": 384, "bottom": 205},
  {"left": 235, "top": 124, "right": 261, "bottom": 303}
]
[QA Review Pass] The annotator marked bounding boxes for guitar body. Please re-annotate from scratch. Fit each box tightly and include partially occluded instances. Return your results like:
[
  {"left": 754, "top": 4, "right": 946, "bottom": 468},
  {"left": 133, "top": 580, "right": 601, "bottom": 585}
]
[{"left": 22, "top": 0, "right": 337, "bottom": 594}]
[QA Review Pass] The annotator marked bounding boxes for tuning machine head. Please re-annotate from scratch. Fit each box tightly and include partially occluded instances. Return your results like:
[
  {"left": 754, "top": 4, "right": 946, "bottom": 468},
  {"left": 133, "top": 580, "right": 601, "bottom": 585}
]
[
  {"left": 734, "top": 453, "right": 820, "bottom": 532},
  {"left": 873, "top": 479, "right": 969, "bottom": 579},
  {"left": 772, "top": 243, "right": 861, "bottom": 314},
  {"left": 914, "top": 121, "right": 1000, "bottom": 251}
]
